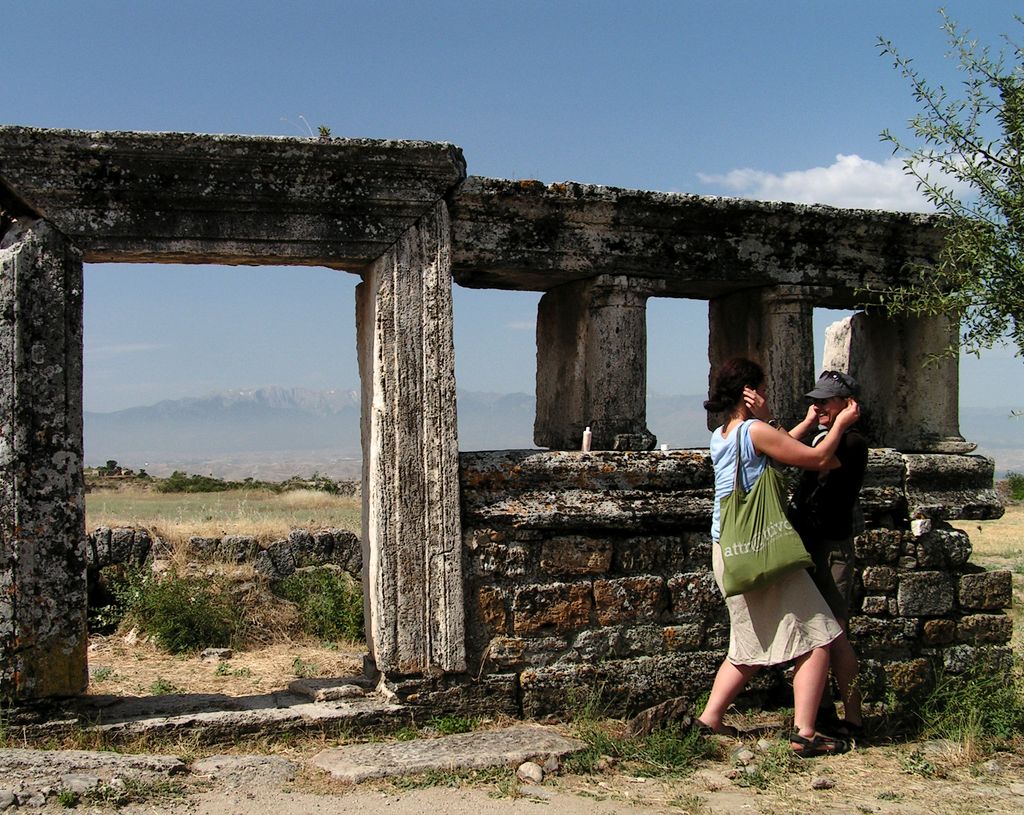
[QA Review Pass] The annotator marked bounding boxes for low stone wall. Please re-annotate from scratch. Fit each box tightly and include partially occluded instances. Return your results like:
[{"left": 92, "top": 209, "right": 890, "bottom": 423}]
[
  {"left": 455, "top": 449, "right": 1012, "bottom": 718},
  {"left": 86, "top": 527, "right": 362, "bottom": 582}
]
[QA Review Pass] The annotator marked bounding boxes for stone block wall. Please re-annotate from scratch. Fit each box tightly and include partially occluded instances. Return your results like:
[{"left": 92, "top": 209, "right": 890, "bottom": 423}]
[
  {"left": 86, "top": 527, "right": 362, "bottom": 582},
  {"left": 457, "top": 449, "right": 1012, "bottom": 719}
]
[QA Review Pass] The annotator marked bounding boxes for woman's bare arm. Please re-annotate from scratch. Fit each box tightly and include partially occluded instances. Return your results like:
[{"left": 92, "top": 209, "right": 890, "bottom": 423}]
[
  {"left": 750, "top": 399, "right": 860, "bottom": 470},
  {"left": 788, "top": 404, "right": 819, "bottom": 440}
]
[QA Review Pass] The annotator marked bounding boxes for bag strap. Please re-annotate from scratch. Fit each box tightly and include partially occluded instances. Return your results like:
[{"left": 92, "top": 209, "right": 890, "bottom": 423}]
[{"left": 732, "top": 421, "right": 747, "bottom": 495}]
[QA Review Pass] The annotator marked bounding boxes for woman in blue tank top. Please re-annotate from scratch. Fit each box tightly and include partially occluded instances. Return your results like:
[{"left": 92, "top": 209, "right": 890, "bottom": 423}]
[{"left": 695, "top": 358, "right": 861, "bottom": 758}]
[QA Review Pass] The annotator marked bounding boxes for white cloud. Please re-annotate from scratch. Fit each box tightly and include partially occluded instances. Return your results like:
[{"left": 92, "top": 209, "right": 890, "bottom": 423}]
[
  {"left": 86, "top": 342, "right": 167, "bottom": 358},
  {"left": 504, "top": 320, "right": 535, "bottom": 332},
  {"left": 697, "top": 154, "right": 937, "bottom": 212}
]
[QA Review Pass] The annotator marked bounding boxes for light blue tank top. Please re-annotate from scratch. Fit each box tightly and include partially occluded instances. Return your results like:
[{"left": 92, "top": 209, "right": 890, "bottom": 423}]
[{"left": 710, "top": 419, "right": 767, "bottom": 541}]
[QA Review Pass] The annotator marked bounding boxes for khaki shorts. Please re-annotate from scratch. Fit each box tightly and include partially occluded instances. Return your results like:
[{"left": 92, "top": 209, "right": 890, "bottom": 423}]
[{"left": 808, "top": 536, "right": 854, "bottom": 621}]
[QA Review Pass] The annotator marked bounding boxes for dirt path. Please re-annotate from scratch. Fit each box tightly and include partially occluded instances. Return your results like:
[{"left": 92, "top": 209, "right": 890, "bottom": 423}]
[{"left": 117, "top": 742, "right": 1024, "bottom": 815}]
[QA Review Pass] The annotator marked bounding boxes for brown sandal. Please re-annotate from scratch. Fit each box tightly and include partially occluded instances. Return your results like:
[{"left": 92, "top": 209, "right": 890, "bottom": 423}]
[
  {"left": 790, "top": 732, "right": 849, "bottom": 758},
  {"left": 695, "top": 719, "right": 740, "bottom": 738}
]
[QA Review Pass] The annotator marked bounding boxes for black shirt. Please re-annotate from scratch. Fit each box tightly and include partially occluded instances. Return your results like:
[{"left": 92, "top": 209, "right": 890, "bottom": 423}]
[{"left": 789, "top": 427, "right": 868, "bottom": 542}]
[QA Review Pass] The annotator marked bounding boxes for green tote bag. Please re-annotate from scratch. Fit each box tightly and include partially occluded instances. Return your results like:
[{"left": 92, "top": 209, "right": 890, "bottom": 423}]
[{"left": 719, "top": 424, "right": 813, "bottom": 597}]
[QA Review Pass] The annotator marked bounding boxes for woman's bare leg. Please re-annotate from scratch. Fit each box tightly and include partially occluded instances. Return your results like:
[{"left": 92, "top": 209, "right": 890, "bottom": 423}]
[
  {"left": 697, "top": 658, "right": 758, "bottom": 732},
  {"left": 792, "top": 646, "right": 831, "bottom": 738},
  {"left": 829, "top": 629, "right": 863, "bottom": 725}
]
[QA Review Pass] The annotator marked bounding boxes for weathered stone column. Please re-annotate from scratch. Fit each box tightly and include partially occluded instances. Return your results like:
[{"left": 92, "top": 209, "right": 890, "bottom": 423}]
[
  {"left": 535, "top": 274, "right": 664, "bottom": 451},
  {"left": 0, "top": 218, "right": 87, "bottom": 699},
  {"left": 822, "top": 311, "right": 971, "bottom": 451},
  {"left": 708, "top": 285, "right": 821, "bottom": 428},
  {"left": 356, "top": 200, "right": 465, "bottom": 676}
]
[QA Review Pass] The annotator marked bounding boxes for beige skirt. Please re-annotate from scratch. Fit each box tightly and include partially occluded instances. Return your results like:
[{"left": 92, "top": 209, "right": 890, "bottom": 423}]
[{"left": 712, "top": 542, "right": 842, "bottom": 666}]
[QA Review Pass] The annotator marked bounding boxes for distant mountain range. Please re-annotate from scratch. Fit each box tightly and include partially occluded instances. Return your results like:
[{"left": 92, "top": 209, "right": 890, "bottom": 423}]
[{"left": 84, "top": 387, "right": 1024, "bottom": 480}]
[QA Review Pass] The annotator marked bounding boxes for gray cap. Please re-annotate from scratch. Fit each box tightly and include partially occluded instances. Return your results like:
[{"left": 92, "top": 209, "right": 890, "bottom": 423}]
[{"left": 806, "top": 370, "right": 859, "bottom": 399}]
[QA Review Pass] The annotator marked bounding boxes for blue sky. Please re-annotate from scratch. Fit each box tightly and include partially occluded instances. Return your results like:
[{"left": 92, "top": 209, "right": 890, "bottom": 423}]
[{"left": 3, "top": 0, "right": 1021, "bottom": 413}]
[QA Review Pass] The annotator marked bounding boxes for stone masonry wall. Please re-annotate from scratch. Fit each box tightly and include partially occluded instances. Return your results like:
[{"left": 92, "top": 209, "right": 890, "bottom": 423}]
[
  {"left": 458, "top": 449, "right": 1012, "bottom": 719},
  {"left": 86, "top": 527, "right": 362, "bottom": 582}
]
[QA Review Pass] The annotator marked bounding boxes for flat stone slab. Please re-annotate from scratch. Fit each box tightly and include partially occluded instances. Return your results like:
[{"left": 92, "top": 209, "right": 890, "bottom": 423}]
[
  {"left": 0, "top": 747, "right": 186, "bottom": 776},
  {"left": 191, "top": 755, "right": 298, "bottom": 788},
  {"left": 0, "top": 747, "right": 186, "bottom": 803},
  {"left": 312, "top": 723, "right": 585, "bottom": 783},
  {"left": 16, "top": 691, "right": 409, "bottom": 744}
]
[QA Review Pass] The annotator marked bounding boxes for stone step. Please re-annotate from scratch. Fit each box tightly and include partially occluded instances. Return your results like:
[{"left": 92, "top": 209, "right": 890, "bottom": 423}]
[
  {"left": 13, "top": 690, "right": 409, "bottom": 745},
  {"left": 312, "top": 723, "right": 585, "bottom": 783}
]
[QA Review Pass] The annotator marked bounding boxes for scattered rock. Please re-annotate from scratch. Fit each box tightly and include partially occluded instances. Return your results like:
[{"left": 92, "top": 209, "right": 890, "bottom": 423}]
[
  {"left": 920, "top": 739, "right": 956, "bottom": 757},
  {"left": 16, "top": 789, "right": 46, "bottom": 807},
  {"left": 59, "top": 773, "right": 102, "bottom": 794},
  {"left": 623, "top": 695, "right": 694, "bottom": 738},
  {"left": 594, "top": 755, "right": 617, "bottom": 773},
  {"left": 199, "top": 648, "right": 233, "bottom": 662},
  {"left": 516, "top": 761, "right": 544, "bottom": 784},
  {"left": 811, "top": 776, "right": 836, "bottom": 790},
  {"left": 981, "top": 758, "right": 1006, "bottom": 774},
  {"left": 731, "top": 747, "right": 756, "bottom": 765},
  {"left": 542, "top": 754, "right": 561, "bottom": 775}
]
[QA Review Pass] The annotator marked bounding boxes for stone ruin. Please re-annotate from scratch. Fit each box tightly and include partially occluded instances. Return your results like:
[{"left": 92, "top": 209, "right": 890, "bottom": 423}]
[{"left": 0, "top": 126, "right": 1011, "bottom": 717}]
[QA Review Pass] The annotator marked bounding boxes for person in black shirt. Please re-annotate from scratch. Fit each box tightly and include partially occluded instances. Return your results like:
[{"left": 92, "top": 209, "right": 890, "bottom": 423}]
[{"left": 788, "top": 370, "right": 866, "bottom": 738}]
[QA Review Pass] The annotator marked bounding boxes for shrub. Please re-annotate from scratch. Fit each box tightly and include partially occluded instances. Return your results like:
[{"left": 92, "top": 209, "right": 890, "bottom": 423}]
[
  {"left": 427, "top": 715, "right": 477, "bottom": 736},
  {"left": 564, "top": 721, "right": 715, "bottom": 777},
  {"left": 276, "top": 567, "right": 364, "bottom": 642},
  {"left": 1005, "top": 471, "right": 1024, "bottom": 501},
  {"left": 155, "top": 471, "right": 235, "bottom": 493},
  {"left": 88, "top": 564, "right": 150, "bottom": 634},
  {"left": 128, "top": 570, "right": 240, "bottom": 654}
]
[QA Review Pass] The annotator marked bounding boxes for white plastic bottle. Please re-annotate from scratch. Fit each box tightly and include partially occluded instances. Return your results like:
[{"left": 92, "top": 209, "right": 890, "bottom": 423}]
[{"left": 582, "top": 426, "right": 592, "bottom": 453}]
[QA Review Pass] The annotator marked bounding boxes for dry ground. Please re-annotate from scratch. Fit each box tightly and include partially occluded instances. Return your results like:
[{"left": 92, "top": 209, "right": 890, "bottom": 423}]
[{"left": 85, "top": 636, "right": 365, "bottom": 699}]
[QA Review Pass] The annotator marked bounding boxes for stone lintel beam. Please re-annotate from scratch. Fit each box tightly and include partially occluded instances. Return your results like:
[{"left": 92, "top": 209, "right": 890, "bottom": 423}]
[
  {"left": 0, "top": 126, "right": 466, "bottom": 268},
  {"left": 460, "top": 449, "right": 716, "bottom": 493},
  {"left": 708, "top": 285, "right": 822, "bottom": 430},
  {"left": 535, "top": 275, "right": 664, "bottom": 451},
  {"left": 450, "top": 177, "right": 945, "bottom": 305}
]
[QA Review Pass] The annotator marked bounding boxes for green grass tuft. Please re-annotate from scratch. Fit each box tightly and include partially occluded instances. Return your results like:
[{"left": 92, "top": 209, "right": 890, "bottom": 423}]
[
  {"left": 914, "top": 657, "right": 1024, "bottom": 752},
  {"left": 565, "top": 721, "right": 715, "bottom": 777},
  {"left": 128, "top": 570, "right": 241, "bottom": 654},
  {"left": 276, "top": 567, "right": 364, "bottom": 642}
]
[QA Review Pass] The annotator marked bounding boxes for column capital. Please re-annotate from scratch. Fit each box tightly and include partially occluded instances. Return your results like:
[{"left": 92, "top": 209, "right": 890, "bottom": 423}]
[{"left": 585, "top": 274, "right": 667, "bottom": 308}]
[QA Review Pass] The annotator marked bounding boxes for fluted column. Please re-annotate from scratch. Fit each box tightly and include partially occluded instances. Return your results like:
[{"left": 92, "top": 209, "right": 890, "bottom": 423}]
[{"left": 356, "top": 200, "right": 465, "bottom": 676}]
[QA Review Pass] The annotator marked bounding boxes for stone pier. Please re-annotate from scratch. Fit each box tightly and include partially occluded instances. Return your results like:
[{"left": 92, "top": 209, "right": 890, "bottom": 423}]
[
  {"left": 535, "top": 274, "right": 664, "bottom": 451},
  {"left": 0, "top": 219, "right": 88, "bottom": 698},
  {"left": 357, "top": 201, "right": 465, "bottom": 675}
]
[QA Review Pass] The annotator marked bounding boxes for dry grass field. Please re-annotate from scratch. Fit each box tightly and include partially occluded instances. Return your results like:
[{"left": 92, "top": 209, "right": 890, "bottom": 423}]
[
  {"left": 86, "top": 482, "right": 362, "bottom": 548},
  {"left": 84, "top": 479, "right": 367, "bottom": 698}
]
